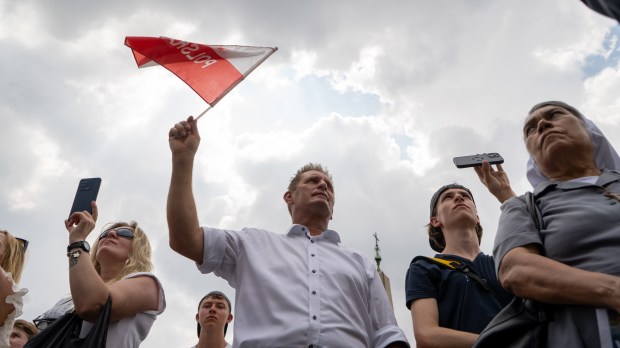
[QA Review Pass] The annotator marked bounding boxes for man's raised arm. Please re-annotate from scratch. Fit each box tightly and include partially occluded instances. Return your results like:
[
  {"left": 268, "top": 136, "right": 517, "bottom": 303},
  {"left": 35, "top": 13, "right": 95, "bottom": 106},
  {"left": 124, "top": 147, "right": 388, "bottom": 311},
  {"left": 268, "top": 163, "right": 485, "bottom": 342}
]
[{"left": 167, "top": 116, "right": 204, "bottom": 264}]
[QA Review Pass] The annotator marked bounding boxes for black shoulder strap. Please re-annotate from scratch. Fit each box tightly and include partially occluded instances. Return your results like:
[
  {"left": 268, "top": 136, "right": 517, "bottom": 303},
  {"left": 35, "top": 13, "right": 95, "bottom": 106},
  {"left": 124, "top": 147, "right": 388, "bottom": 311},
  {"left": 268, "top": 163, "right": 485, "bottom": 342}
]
[
  {"left": 412, "top": 256, "right": 498, "bottom": 296},
  {"left": 523, "top": 191, "right": 543, "bottom": 231}
]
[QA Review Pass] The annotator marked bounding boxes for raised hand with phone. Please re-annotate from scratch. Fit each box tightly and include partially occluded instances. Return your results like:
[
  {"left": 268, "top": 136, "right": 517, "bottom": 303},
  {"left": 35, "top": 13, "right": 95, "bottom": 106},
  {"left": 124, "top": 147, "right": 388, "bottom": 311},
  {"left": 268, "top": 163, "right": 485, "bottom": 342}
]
[
  {"left": 473, "top": 161, "right": 516, "bottom": 204},
  {"left": 453, "top": 153, "right": 516, "bottom": 204},
  {"left": 65, "top": 201, "right": 98, "bottom": 245}
]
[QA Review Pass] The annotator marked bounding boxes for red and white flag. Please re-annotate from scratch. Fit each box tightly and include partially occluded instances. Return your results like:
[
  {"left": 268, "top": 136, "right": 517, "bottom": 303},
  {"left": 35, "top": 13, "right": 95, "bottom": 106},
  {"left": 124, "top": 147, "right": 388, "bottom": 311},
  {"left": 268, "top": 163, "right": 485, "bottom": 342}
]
[{"left": 125, "top": 36, "right": 277, "bottom": 107}]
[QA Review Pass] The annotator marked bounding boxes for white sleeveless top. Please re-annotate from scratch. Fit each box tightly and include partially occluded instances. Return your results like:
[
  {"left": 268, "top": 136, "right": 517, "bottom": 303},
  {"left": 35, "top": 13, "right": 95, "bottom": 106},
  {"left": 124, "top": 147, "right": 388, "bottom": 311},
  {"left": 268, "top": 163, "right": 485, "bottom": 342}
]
[
  {"left": 0, "top": 268, "right": 27, "bottom": 348},
  {"left": 79, "top": 272, "right": 166, "bottom": 347}
]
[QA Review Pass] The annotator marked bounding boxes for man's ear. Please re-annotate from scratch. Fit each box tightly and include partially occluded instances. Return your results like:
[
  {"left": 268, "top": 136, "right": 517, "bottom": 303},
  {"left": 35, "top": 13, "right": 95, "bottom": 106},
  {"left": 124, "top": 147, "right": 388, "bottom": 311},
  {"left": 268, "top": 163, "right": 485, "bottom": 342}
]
[
  {"left": 227, "top": 313, "right": 233, "bottom": 323},
  {"left": 195, "top": 313, "right": 199, "bottom": 322},
  {"left": 283, "top": 191, "right": 294, "bottom": 204},
  {"left": 430, "top": 217, "right": 441, "bottom": 228}
]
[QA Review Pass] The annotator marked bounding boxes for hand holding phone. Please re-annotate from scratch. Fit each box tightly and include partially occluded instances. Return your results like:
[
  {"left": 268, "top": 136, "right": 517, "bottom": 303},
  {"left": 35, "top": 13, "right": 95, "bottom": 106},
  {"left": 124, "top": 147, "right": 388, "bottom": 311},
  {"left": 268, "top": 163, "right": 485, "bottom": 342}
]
[
  {"left": 453, "top": 153, "right": 504, "bottom": 168},
  {"left": 68, "top": 178, "right": 101, "bottom": 222}
]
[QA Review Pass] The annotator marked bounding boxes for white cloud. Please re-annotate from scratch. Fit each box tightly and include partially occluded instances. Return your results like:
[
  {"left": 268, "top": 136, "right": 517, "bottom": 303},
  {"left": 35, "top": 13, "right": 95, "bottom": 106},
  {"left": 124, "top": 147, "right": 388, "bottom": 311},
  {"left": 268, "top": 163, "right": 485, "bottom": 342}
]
[{"left": 583, "top": 63, "right": 620, "bottom": 123}]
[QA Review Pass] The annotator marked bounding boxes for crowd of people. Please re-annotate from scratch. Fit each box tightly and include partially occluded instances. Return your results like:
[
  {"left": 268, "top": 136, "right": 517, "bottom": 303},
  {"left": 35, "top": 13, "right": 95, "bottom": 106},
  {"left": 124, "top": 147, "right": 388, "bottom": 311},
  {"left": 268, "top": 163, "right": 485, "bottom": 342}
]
[{"left": 0, "top": 98, "right": 618, "bottom": 347}]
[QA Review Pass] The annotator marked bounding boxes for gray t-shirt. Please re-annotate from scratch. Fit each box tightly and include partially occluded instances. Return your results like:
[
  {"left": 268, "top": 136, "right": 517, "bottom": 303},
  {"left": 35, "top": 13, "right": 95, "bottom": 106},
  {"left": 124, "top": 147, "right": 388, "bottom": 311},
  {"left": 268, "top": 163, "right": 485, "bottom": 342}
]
[
  {"left": 80, "top": 272, "right": 166, "bottom": 347},
  {"left": 494, "top": 169, "right": 620, "bottom": 348}
]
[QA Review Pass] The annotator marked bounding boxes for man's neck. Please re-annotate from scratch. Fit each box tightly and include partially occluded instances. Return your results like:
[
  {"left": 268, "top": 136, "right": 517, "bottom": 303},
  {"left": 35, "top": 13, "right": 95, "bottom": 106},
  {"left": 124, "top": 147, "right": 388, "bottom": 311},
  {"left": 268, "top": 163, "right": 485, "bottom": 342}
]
[
  {"left": 441, "top": 227, "right": 481, "bottom": 261},
  {"left": 293, "top": 217, "right": 329, "bottom": 236},
  {"left": 196, "top": 330, "right": 227, "bottom": 348}
]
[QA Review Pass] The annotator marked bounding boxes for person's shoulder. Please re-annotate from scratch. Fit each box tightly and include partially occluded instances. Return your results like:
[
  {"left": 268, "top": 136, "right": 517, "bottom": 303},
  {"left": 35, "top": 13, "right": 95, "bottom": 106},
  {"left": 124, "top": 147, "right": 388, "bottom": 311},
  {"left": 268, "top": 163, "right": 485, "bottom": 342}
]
[
  {"left": 499, "top": 194, "right": 530, "bottom": 214},
  {"left": 503, "top": 194, "right": 527, "bottom": 206},
  {"left": 238, "top": 227, "right": 277, "bottom": 235},
  {"left": 338, "top": 244, "right": 372, "bottom": 261},
  {"left": 409, "top": 255, "right": 445, "bottom": 272},
  {"left": 121, "top": 272, "right": 163, "bottom": 289},
  {"left": 406, "top": 256, "right": 445, "bottom": 286},
  {"left": 473, "top": 252, "right": 496, "bottom": 265},
  {"left": 237, "top": 227, "right": 282, "bottom": 242},
  {"left": 123, "top": 271, "right": 157, "bottom": 279},
  {"left": 207, "top": 226, "right": 277, "bottom": 240}
]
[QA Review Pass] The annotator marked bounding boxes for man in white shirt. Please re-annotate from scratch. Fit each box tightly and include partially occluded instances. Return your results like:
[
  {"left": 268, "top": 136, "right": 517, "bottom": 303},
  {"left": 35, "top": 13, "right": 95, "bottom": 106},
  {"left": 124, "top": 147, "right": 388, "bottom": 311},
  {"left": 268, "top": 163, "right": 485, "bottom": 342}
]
[
  {"left": 167, "top": 116, "right": 409, "bottom": 348},
  {"left": 194, "top": 291, "right": 233, "bottom": 348}
]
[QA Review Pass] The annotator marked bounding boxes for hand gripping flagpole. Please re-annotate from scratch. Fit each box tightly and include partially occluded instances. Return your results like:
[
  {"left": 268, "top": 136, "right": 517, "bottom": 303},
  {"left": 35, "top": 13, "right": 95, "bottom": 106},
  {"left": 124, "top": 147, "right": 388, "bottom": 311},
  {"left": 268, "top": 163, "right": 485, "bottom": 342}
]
[{"left": 194, "top": 47, "right": 278, "bottom": 121}]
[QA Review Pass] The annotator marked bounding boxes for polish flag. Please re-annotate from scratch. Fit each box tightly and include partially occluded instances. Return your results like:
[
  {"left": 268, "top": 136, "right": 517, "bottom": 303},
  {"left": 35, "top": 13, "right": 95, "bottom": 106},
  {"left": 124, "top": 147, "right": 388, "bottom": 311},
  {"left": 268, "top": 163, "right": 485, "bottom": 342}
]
[{"left": 125, "top": 36, "right": 277, "bottom": 107}]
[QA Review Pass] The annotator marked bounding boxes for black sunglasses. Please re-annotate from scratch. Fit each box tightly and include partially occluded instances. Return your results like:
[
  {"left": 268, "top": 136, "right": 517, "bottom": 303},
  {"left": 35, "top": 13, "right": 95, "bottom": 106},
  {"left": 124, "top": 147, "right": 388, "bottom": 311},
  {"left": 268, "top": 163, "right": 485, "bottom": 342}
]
[
  {"left": 33, "top": 317, "right": 55, "bottom": 330},
  {"left": 16, "top": 237, "right": 29, "bottom": 251},
  {"left": 98, "top": 227, "right": 135, "bottom": 240},
  {"left": 0, "top": 232, "right": 28, "bottom": 251}
]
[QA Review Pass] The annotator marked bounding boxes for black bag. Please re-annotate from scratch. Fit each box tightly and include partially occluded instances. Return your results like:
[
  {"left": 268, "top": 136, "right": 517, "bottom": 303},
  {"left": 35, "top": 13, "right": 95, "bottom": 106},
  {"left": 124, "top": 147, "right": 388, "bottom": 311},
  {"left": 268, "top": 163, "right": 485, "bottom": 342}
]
[
  {"left": 473, "top": 192, "right": 552, "bottom": 348},
  {"left": 474, "top": 297, "right": 551, "bottom": 348},
  {"left": 25, "top": 296, "right": 112, "bottom": 348}
]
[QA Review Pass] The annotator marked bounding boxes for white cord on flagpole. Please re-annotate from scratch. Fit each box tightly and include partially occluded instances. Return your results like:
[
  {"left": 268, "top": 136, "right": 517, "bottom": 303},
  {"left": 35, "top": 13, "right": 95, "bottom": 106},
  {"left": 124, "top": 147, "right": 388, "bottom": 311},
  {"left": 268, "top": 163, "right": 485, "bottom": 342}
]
[{"left": 195, "top": 105, "right": 212, "bottom": 121}]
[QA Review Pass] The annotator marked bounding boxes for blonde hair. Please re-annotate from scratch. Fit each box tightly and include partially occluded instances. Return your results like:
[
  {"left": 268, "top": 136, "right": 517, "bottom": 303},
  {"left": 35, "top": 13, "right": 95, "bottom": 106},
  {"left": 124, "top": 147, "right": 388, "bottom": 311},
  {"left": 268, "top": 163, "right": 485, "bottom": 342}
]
[
  {"left": 90, "top": 221, "right": 153, "bottom": 283},
  {"left": 0, "top": 231, "right": 26, "bottom": 283}
]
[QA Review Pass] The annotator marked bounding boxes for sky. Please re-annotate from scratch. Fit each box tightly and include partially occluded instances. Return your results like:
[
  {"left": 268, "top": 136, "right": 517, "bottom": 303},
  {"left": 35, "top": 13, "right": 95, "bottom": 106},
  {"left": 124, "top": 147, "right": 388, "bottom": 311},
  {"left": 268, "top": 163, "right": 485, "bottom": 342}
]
[{"left": 1, "top": 0, "right": 619, "bottom": 346}]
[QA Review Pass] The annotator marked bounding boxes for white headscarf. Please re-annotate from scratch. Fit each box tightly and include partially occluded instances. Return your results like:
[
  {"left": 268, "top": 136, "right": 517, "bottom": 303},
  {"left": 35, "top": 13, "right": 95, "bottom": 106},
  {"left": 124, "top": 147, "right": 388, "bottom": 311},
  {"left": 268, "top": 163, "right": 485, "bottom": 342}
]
[{"left": 526, "top": 101, "right": 620, "bottom": 187}]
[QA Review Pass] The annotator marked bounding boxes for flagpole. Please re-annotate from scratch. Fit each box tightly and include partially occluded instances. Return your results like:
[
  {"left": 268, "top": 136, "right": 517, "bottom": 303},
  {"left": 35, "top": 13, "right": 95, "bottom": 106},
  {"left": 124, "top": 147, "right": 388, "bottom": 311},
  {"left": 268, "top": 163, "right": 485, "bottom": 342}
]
[{"left": 195, "top": 105, "right": 212, "bottom": 121}]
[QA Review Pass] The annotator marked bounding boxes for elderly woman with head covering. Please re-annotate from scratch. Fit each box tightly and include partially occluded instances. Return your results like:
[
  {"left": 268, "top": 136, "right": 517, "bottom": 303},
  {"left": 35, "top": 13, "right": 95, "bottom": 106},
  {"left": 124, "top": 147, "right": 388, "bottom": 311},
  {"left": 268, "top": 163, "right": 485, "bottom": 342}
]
[
  {"left": 33, "top": 202, "right": 165, "bottom": 347},
  {"left": 479, "top": 101, "right": 620, "bottom": 348},
  {"left": 0, "top": 231, "right": 28, "bottom": 346}
]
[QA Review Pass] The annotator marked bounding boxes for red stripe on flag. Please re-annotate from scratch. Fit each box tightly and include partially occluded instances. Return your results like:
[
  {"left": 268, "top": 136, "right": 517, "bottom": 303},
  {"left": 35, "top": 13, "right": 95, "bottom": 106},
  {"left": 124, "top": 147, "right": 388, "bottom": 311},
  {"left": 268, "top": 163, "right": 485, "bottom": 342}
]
[{"left": 125, "top": 37, "right": 243, "bottom": 105}]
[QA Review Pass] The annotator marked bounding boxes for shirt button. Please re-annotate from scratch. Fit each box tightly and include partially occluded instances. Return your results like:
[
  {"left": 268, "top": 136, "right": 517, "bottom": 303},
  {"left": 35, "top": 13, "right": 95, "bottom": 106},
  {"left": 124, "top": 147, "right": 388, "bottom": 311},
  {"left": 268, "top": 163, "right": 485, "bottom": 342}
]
[
  {"left": 312, "top": 269, "right": 316, "bottom": 273},
  {"left": 313, "top": 315, "right": 317, "bottom": 320},
  {"left": 311, "top": 253, "right": 315, "bottom": 257},
  {"left": 312, "top": 290, "right": 317, "bottom": 294},
  {"left": 311, "top": 240, "right": 314, "bottom": 243},
  {"left": 302, "top": 227, "right": 306, "bottom": 231}
]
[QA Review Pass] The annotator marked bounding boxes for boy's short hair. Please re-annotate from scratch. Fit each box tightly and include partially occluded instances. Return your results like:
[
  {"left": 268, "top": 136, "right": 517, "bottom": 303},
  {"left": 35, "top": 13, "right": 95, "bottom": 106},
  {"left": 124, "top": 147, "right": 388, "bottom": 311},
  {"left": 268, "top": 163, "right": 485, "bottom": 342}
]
[{"left": 13, "top": 319, "right": 38, "bottom": 339}]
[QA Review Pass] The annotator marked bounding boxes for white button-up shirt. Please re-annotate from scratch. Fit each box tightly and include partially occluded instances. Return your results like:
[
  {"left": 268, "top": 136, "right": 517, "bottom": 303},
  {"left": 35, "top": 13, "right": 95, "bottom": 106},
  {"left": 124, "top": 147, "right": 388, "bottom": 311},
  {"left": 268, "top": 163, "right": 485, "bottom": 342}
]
[{"left": 197, "top": 224, "right": 408, "bottom": 348}]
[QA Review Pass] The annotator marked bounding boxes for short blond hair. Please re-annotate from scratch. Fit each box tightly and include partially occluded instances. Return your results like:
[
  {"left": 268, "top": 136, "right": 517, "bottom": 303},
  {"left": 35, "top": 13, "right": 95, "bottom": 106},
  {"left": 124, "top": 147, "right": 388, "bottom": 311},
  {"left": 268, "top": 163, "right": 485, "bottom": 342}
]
[
  {"left": 287, "top": 163, "right": 333, "bottom": 192},
  {"left": 0, "top": 231, "right": 26, "bottom": 283},
  {"left": 90, "top": 221, "right": 153, "bottom": 283}
]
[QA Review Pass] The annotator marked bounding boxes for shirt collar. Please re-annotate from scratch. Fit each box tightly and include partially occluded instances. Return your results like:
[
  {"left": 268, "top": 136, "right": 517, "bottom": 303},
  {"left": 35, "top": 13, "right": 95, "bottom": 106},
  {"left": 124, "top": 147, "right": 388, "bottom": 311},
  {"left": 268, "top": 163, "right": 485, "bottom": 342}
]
[
  {"left": 533, "top": 168, "right": 620, "bottom": 196},
  {"left": 287, "top": 224, "right": 341, "bottom": 243}
]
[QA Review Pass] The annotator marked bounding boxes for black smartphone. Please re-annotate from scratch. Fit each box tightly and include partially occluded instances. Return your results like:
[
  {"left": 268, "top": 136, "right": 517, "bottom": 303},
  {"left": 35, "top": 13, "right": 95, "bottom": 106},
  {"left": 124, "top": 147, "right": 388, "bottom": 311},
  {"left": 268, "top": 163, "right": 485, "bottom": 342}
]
[
  {"left": 68, "top": 178, "right": 102, "bottom": 220},
  {"left": 453, "top": 153, "right": 504, "bottom": 168}
]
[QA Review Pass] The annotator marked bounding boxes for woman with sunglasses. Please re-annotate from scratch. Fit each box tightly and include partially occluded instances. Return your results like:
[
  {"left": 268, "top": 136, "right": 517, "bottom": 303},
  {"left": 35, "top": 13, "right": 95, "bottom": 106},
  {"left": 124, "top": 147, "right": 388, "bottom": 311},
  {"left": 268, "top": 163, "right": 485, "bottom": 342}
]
[
  {"left": 36, "top": 201, "right": 165, "bottom": 346},
  {"left": 0, "top": 230, "right": 28, "bottom": 347}
]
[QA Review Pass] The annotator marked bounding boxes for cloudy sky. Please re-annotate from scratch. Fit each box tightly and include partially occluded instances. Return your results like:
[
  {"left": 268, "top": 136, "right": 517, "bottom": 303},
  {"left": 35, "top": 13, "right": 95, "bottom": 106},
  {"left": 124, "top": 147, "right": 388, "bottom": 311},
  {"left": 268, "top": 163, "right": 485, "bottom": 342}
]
[{"left": 1, "top": 0, "right": 619, "bottom": 346}]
